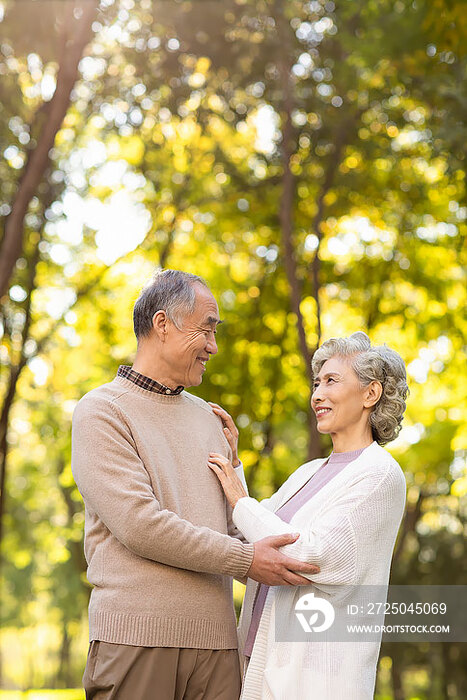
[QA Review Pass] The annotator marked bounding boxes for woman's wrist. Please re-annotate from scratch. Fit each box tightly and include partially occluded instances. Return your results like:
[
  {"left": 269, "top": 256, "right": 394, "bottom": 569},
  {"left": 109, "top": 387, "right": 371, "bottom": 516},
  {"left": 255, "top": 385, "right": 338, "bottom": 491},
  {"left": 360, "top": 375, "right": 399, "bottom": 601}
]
[{"left": 231, "top": 492, "right": 248, "bottom": 509}]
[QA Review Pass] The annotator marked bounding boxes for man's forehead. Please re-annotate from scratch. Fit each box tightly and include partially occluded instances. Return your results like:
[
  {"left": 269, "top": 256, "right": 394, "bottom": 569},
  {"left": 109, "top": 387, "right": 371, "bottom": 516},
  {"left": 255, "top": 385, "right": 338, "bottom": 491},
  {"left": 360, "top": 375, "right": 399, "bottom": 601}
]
[{"left": 191, "top": 285, "right": 222, "bottom": 324}]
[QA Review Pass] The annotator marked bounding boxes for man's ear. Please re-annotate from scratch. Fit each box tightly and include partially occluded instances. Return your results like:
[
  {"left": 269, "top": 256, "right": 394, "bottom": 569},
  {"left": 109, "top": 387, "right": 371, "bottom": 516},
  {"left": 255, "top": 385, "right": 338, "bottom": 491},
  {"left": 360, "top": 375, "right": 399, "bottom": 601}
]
[
  {"left": 152, "top": 310, "right": 168, "bottom": 340},
  {"left": 363, "top": 380, "right": 383, "bottom": 408}
]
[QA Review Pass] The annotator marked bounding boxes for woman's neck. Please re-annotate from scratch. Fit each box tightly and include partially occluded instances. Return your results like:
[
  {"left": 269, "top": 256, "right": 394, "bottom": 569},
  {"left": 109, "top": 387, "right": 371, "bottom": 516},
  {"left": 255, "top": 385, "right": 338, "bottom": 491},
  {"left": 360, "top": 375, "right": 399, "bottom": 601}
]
[{"left": 330, "top": 427, "right": 374, "bottom": 453}]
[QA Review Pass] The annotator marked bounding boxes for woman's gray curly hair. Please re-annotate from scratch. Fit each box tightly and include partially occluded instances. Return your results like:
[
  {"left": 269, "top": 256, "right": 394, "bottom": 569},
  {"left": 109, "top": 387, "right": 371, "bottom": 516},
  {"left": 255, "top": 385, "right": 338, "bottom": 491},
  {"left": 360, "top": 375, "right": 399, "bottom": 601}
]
[{"left": 311, "top": 331, "right": 408, "bottom": 445}]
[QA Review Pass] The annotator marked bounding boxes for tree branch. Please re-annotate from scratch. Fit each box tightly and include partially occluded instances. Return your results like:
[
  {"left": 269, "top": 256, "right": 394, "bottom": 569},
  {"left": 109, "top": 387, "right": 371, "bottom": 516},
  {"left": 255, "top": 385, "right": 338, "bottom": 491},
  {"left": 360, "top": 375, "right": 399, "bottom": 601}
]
[{"left": 0, "top": 1, "right": 98, "bottom": 299}]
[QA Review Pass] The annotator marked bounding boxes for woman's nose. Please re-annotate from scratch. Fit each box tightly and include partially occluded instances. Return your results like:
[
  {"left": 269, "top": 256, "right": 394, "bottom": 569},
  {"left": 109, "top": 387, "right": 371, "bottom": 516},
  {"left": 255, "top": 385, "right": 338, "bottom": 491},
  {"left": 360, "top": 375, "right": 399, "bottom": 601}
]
[{"left": 311, "top": 386, "right": 323, "bottom": 404}]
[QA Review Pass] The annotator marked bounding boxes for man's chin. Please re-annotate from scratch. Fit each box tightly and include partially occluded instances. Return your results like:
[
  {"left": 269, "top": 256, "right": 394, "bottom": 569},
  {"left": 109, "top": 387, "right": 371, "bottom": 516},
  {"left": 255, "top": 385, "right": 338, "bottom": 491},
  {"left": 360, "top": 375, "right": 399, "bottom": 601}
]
[{"left": 188, "top": 374, "right": 204, "bottom": 387}]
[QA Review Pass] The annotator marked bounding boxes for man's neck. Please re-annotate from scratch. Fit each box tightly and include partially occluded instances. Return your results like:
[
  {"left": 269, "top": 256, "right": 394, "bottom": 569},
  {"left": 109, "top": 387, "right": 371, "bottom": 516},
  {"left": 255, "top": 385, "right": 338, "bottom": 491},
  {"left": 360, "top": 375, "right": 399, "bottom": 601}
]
[{"left": 131, "top": 360, "right": 179, "bottom": 390}]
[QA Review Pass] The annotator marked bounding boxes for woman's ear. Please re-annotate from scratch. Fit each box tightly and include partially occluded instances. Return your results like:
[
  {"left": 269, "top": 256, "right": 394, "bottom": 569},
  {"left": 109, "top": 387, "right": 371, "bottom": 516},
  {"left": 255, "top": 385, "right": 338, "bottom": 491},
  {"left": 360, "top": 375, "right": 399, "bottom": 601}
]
[
  {"left": 152, "top": 310, "right": 168, "bottom": 340},
  {"left": 363, "top": 380, "right": 383, "bottom": 408}
]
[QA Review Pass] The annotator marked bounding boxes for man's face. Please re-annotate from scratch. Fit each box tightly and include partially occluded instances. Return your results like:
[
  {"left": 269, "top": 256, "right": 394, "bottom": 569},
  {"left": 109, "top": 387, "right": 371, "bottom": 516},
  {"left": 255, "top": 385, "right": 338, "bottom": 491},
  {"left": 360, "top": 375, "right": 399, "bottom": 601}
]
[{"left": 161, "top": 284, "right": 220, "bottom": 388}]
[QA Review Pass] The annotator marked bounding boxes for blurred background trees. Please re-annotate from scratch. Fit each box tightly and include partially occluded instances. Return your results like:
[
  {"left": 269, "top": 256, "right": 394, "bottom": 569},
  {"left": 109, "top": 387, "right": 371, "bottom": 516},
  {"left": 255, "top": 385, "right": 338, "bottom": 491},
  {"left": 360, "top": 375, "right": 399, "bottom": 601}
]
[{"left": 0, "top": 0, "right": 465, "bottom": 696}]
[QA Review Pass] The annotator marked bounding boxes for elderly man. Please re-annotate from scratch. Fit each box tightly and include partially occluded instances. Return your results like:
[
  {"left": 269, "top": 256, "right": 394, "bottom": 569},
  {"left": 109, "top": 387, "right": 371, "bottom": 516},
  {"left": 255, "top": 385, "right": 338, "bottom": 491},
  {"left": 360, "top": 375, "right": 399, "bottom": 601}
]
[{"left": 72, "top": 269, "right": 319, "bottom": 700}]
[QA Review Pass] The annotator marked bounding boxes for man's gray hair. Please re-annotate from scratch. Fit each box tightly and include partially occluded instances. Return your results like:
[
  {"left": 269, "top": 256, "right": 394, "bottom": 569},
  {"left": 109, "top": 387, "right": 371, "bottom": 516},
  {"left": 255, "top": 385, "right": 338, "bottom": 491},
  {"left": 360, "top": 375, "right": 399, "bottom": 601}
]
[
  {"left": 133, "top": 269, "right": 208, "bottom": 339},
  {"left": 311, "top": 331, "right": 408, "bottom": 445}
]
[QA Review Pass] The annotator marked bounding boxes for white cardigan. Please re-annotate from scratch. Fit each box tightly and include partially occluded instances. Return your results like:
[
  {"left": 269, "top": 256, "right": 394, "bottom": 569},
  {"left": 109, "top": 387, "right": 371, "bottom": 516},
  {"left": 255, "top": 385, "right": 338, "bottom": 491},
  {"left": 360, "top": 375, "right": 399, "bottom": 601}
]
[{"left": 233, "top": 441, "right": 406, "bottom": 700}]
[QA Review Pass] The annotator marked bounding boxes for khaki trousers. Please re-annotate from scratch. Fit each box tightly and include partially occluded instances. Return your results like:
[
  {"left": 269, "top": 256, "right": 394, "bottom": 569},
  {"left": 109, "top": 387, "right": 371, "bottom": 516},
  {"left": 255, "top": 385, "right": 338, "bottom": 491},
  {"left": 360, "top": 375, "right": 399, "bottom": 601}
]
[{"left": 83, "top": 640, "right": 242, "bottom": 700}]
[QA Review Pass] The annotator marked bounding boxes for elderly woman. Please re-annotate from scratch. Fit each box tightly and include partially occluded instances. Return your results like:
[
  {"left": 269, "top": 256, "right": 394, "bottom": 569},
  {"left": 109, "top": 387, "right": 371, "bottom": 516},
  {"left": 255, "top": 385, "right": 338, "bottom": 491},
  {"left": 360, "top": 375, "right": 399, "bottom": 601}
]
[{"left": 208, "top": 332, "right": 408, "bottom": 700}]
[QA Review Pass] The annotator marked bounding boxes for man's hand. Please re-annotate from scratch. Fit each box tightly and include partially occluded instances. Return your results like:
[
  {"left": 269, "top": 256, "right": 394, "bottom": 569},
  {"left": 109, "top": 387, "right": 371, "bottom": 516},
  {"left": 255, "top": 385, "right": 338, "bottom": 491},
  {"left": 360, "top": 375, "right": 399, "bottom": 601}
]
[{"left": 247, "top": 533, "right": 320, "bottom": 586}]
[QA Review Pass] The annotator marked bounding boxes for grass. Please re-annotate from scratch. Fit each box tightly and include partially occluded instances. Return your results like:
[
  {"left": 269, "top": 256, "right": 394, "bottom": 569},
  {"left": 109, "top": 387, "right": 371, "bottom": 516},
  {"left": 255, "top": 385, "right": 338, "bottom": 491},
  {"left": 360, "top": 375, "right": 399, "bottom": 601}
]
[{"left": 0, "top": 692, "right": 84, "bottom": 699}]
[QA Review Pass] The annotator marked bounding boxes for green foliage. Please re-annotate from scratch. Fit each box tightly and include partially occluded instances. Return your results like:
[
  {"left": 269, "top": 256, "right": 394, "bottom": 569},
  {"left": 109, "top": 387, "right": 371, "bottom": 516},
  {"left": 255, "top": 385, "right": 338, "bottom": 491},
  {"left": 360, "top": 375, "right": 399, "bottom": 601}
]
[{"left": 0, "top": 0, "right": 465, "bottom": 694}]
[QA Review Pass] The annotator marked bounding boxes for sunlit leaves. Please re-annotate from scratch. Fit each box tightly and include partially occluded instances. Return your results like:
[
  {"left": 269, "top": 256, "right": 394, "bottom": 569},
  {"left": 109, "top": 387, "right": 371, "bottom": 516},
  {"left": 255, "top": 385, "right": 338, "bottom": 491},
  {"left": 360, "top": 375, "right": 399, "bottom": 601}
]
[{"left": 0, "top": 0, "right": 466, "bottom": 691}]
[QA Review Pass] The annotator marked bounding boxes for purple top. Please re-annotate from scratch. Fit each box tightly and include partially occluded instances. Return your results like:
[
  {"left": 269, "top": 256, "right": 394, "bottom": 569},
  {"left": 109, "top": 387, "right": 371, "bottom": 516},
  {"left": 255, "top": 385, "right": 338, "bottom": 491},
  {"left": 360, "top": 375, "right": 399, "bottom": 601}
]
[{"left": 243, "top": 447, "right": 365, "bottom": 657}]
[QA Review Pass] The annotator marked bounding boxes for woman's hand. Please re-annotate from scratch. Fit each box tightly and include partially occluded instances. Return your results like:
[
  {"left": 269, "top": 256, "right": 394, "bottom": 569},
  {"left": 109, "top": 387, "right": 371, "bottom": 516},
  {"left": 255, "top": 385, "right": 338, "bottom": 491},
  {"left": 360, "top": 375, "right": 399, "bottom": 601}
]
[
  {"left": 208, "top": 453, "right": 247, "bottom": 509},
  {"left": 208, "top": 402, "right": 240, "bottom": 466}
]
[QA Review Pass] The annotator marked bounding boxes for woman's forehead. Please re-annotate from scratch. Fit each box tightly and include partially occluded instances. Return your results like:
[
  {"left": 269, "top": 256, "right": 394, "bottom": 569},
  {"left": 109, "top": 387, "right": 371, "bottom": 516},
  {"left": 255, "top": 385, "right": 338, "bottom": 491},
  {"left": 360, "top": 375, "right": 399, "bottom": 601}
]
[{"left": 317, "top": 355, "right": 355, "bottom": 376}]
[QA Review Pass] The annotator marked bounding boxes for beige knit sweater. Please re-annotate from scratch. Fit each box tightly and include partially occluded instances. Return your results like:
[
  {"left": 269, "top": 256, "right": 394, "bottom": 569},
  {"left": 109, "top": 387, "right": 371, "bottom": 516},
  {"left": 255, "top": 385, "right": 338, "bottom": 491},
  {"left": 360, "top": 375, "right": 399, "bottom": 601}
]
[{"left": 71, "top": 375, "right": 254, "bottom": 649}]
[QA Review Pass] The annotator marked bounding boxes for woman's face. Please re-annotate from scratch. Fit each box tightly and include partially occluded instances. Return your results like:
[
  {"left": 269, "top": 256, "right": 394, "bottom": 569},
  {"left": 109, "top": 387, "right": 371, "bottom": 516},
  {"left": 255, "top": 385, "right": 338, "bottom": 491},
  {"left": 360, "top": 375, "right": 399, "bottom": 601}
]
[{"left": 311, "top": 355, "right": 372, "bottom": 437}]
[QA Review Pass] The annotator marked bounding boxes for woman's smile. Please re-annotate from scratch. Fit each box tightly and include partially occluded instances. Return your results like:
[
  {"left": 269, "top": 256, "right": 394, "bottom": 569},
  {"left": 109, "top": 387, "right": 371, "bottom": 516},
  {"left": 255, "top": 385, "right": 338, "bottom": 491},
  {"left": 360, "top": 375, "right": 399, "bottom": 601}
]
[{"left": 315, "top": 407, "right": 332, "bottom": 419}]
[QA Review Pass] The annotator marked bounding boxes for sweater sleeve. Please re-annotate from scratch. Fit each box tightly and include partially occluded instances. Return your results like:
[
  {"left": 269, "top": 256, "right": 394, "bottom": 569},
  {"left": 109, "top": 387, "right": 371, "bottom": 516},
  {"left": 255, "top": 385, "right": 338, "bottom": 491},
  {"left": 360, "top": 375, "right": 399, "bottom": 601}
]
[
  {"left": 232, "top": 465, "right": 405, "bottom": 585},
  {"left": 72, "top": 396, "right": 254, "bottom": 579}
]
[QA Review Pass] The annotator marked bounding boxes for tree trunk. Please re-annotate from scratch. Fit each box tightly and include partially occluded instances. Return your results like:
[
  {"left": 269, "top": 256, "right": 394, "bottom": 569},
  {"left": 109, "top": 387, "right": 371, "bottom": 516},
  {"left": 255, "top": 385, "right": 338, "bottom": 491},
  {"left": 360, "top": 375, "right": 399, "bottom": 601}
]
[
  {"left": 390, "top": 653, "right": 405, "bottom": 700},
  {"left": 56, "top": 620, "right": 72, "bottom": 688},
  {"left": 0, "top": 232, "right": 41, "bottom": 552},
  {"left": 392, "top": 488, "right": 425, "bottom": 567},
  {"left": 440, "top": 643, "right": 450, "bottom": 700},
  {"left": 0, "top": 1, "right": 97, "bottom": 299},
  {"left": 247, "top": 323, "right": 288, "bottom": 495},
  {"left": 276, "top": 5, "right": 322, "bottom": 460}
]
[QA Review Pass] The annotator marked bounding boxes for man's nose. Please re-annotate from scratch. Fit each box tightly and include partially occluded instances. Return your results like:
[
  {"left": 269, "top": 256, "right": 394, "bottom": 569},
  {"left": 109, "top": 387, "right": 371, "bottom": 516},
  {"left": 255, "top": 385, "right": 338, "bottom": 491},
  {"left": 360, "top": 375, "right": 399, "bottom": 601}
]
[{"left": 206, "top": 334, "right": 218, "bottom": 355}]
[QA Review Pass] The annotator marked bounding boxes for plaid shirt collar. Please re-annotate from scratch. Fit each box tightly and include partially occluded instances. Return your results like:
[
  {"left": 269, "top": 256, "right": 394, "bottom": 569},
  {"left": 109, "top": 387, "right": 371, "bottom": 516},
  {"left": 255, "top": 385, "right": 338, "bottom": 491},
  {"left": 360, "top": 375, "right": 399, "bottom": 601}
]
[{"left": 117, "top": 365, "right": 184, "bottom": 396}]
